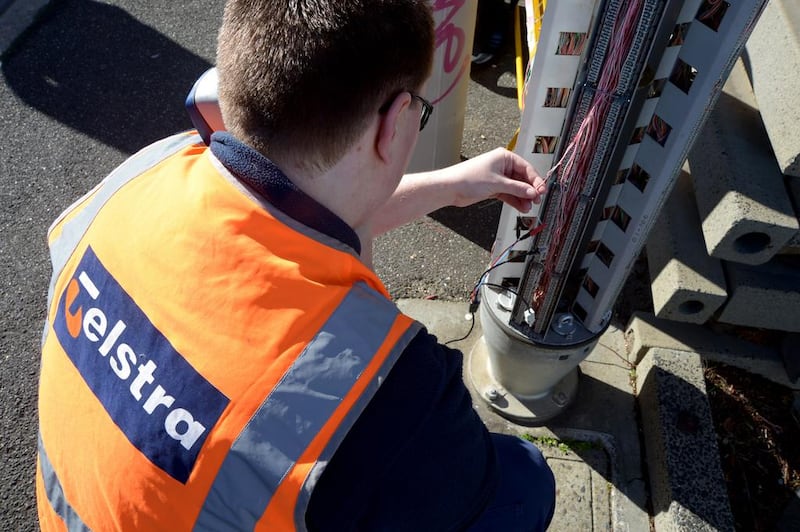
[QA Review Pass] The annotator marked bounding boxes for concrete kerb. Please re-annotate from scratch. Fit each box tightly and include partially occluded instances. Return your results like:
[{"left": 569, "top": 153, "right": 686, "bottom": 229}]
[
  {"left": 636, "top": 347, "right": 735, "bottom": 532},
  {"left": 0, "top": 0, "right": 51, "bottom": 57},
  {"left": 626, "top": 312, "right": 800, "bottom": 530}
]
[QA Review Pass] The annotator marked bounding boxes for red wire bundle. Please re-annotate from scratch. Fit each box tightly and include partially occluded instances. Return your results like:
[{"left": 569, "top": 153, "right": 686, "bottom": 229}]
[{"left": 534, "top": 0, "right": 644, "bottom": 314}]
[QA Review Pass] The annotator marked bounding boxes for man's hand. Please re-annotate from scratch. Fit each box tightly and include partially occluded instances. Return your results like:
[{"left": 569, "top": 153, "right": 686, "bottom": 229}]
[
  {"left": 441, "top": 147, "right": 547, "bottom": 212},
  {"left": 371, "top": 148, "right": 548, "bottom": 237}
]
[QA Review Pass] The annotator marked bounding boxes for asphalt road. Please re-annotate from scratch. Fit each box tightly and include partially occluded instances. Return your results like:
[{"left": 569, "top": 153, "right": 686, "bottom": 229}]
[{"left": 0, "top": 1, "right": 521, "bottom": 527}]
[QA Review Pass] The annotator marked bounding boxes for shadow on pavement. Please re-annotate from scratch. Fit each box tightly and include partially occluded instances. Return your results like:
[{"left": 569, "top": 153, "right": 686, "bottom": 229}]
[
  {"left": 429, "top": 199, "right": 502, "bottom": 252},
  {"left": 2, "top": 0, "right": 212, "bottom": 155},
  {"left": 469, "top": 48, "right": 518, "bottom": 101}
]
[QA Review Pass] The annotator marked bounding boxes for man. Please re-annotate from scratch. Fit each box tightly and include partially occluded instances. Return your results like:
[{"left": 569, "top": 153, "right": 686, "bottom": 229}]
[
  {"left": 37, "top": 1, "right": 555, "bottom": 530},
  {"left": 472, "top": 0, "right": 517, "bottom": 66}
]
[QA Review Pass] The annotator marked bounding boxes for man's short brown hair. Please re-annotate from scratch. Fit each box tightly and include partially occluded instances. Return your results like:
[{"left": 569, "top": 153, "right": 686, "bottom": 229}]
[{"left": 217, "top": 0, "right": 434, "bottom": 173}]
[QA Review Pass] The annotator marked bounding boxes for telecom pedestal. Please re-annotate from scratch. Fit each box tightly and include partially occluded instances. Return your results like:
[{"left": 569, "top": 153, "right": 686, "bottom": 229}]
[{"left": 469, "top": 0, "right": 768, "bottom": 423}]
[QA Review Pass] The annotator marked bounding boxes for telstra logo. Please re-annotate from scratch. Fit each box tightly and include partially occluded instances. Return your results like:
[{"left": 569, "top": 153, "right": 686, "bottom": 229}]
[{"left": 54, "top": 247, "right": 228, "bottom": 483}]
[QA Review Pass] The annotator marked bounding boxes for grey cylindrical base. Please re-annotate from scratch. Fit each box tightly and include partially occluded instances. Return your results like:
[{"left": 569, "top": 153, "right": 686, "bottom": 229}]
[
  {"left": 466, "top": 291, "right": 599, "bottom": 424},
  {"left": 468, "top": 337, "right": 583, "bottom": 424}
]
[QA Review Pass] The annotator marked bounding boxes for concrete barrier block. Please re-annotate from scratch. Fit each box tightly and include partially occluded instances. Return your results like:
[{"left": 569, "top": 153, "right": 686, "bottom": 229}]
[
  {"left": 627, "top": 312, "right": 797, "bottom": 389},
  {"left": 647, "top": 167, "right": 728, "bottom": 324},
  {"left": 717, "top": 257, "right": 800, "bottom": 333},
  {"left": 782, "top": 178, "right": 800, "bottom": 254},
  {"left": 689, "top": 60, "right": 799, "bottom": 265},
  {"left": 637, "top": 348, "right": 734, "bottom": 532},
  {"left": 745, "top": 0, "right": 800, "bottom": 177}
]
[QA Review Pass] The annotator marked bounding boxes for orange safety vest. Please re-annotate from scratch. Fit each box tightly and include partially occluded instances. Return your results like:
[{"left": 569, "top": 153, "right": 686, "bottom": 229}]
[{"left": 37, "top": 132, "right": 420, "bottom": 531}]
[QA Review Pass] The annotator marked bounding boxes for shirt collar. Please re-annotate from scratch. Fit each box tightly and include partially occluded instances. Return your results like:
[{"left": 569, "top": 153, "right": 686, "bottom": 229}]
[{"left": 209, "top": 132, "right": 361, "bottom": 255}]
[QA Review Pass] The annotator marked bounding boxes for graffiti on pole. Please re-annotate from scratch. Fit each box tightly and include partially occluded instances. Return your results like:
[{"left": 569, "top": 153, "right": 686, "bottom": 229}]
[{"left": 432, "top": 0, "right": 471, "bottom": 104}]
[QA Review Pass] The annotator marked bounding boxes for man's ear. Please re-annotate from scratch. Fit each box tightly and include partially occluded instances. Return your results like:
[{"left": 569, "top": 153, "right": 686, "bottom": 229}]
[{"left": 376, "top": 92, "right": 412, "bottom": 164}]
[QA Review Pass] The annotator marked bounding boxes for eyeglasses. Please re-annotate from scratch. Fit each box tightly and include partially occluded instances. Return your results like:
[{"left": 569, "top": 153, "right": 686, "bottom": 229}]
[
  {"left": 380, "top": 91, "right": 435, "bottom": 131},
  {"left": 409, "top": 92, "right": 434, "bottom": 131}
]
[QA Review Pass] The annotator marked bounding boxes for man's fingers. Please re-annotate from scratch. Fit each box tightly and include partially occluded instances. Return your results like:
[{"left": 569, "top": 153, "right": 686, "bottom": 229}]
[
  {"left": 498, "top": 177, "right": 546, "bottom": 204},
  {"left": 497, "top": 193, "right": 533, "bottom": 212},
  {"left": 504, "top": 150, "right": 542, "bottom": 186}
]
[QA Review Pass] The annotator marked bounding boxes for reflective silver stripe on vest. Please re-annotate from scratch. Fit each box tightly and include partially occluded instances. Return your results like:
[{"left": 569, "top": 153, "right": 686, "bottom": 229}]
[
  {"left": 292, "top": 321, "right": 421, "bottom": 529},
  {"left": 38, "top": 434, "right": 91, "bottom": 531},
  {"left": 195, "top": 282, "right": 411, "bottom": 531},
  {"left": 42, "top": 132, "right": 200, "bottom": 347}
]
